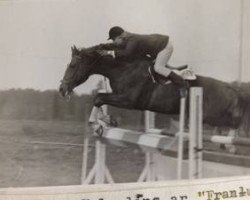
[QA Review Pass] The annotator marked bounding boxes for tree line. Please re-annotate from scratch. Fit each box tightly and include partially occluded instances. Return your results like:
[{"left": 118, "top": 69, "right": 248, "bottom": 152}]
[
  {"left": 0, "top": 88, "right": 173, "bottom": 129},
  {"left": 0, "top": 89, "right": 92, "bottom": 121},
  {"left": 6, "top": 80, "right": 249, "bottom": 126}
]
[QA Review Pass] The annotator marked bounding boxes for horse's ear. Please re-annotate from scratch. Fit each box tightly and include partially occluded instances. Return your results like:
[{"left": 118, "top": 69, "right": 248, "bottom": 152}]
[{"left": 71, "top": 45, "right": 79, "bottom": 56}]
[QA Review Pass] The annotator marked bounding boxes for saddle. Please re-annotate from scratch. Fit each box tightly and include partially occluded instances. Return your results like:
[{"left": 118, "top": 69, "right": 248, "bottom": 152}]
[{"left": 148, "top": 64, "right": 196, "bottom": 85}]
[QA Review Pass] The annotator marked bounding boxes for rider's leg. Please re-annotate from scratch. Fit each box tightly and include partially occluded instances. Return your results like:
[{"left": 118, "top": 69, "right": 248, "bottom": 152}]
[
  {"left": 154, "top": 41, "right": 173, "bottom": 77},
  {"left": 154, "top": 42, "right": 188, "bottom": 94}
]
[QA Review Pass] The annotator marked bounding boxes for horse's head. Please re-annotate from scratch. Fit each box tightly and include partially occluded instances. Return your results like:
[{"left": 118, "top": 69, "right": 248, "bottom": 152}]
[{"left": 59, "top": 46, "right": 100, "bottom": 97}]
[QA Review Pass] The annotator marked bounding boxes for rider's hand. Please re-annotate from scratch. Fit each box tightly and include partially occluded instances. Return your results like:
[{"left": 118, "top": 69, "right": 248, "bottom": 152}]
[{"left": 96, "top": 43, "right": 106, "bottom": 50}]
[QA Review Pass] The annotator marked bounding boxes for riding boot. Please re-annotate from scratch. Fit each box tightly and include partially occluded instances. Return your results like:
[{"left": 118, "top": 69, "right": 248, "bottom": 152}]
[{"left": 168, "top": 71, "right": 188, "bottom": 97}]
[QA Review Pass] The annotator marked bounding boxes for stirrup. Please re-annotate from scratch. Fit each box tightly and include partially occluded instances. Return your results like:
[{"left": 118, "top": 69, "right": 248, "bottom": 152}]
[{"left": 165, "top": 65, "right": 188, "bottom": 71}]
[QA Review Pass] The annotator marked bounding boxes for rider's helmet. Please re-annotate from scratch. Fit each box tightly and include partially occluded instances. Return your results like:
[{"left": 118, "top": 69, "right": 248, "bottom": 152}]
[{"left": 108, "top": 26, "right": 124, "bottom": 40}]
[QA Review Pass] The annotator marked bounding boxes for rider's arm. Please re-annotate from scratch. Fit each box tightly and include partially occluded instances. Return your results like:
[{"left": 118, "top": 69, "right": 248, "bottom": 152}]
[
  {"left": 96, "top": 42, "right": 123, "bottom": 51},
  {"left": 116, "top": 39, "right": 137, "bottom": 58}
]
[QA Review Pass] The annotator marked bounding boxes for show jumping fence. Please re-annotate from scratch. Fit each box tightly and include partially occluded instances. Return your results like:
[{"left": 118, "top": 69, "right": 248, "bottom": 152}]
[{"left": 81, "top": 87, "right": 203, "bottom": 184}]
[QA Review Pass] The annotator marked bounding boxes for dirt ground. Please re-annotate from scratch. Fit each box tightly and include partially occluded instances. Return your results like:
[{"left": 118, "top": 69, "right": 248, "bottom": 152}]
[
  {"left": 1, "top": 120, "right": 250, "bottom": 188},
  {"left": 0, "top": 120, "right": 145, "bottom": 188}
]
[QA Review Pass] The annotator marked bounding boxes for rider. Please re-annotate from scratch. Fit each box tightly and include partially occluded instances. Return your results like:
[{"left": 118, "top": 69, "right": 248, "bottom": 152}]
[{"left": 97, "top": 26, "right": 188, "bottom": 95}]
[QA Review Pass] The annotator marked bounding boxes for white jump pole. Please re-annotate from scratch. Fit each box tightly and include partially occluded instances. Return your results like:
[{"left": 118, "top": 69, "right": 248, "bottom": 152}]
[
  {"left": 138, "top": 111, "right": 157, "bottom": 182},
  {"left": 94, "top": 140, "right": 104, "bottom": 183},
  {"left": 84, "top": 87, "right": 203, "bottom": 183},
  {"left": 197, "top": 88, "right": 203, "bottom": 179},
  {"left": 177, "top": 96, "right": 186, "bottom": 180},
  {"left": 83, "top": 140, "right": 114, "bottom": 184},
  {"left": 81, "top": 138, "right": 89, "bottom": 184},
  {"left": 145, "top": 111, "right": 155, "bottom": 131},
  {"left": 82, "top": 78, "right": 115, "bottom": 184},
  {"left": 189, "top": 87, "right": 203, "bottom": 179},
  {"left": 141, "top": 88, "right": 203, "bottom": 180}
]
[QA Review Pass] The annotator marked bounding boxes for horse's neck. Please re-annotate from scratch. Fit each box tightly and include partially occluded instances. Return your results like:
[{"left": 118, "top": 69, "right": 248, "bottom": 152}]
[
  {"left": 93, "top": 57, "right": 135, "bottom": 82},
  {"left": 92, "top": 56, "right": 151, "bottom": 94}
]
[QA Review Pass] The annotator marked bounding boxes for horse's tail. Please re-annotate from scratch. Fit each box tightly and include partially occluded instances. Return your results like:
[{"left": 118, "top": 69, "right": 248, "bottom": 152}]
[{"left": 238, "top": 89, "right": 250, "bottom": 136}]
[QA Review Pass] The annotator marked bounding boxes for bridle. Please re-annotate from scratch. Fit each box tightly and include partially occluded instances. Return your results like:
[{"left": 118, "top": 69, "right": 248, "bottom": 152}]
[{"left": 60, "top": 54, "right": 102, "bottom": 101}]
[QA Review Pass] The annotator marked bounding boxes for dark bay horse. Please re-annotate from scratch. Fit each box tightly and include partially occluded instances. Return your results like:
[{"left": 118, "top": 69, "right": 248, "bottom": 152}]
[{"left": 59, "top": 46, "right": 250, "bottom": 135}]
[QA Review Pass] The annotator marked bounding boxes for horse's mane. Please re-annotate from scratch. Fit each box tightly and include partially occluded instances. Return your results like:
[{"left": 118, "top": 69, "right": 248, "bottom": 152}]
[{"left": 79, "top": 46, "right": 151, "bottom": 68}]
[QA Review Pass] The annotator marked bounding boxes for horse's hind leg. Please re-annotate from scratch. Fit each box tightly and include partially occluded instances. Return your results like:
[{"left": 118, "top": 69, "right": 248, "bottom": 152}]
[
  {"left": 89, "top": 106, "right": 100, "bottom": 123},
  {"left": 225, "top": 129, "right": 237, "bottom": 154},
  {"left": 218, "top": 128, "right": 237, "bottom": 154},
  {"left": 89, "top": 93, "right": 133, "bottom": 128},
  {"left": 89, "top": 106, "right": 112, "bottom": 136},
  {"left": 89, "top": 106, "right": 111, "bottom": 125},
  {"left": 97, "top": 107, "right": 118, "bottom": 127},
  {"left": 89, "top": 105, "right": 108, "bottom": 121}
]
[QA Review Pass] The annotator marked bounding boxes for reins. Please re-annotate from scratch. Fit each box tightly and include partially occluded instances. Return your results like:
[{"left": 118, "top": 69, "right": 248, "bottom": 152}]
[{"left": 60, "top": 53, "right": 103, "bottom": 101}]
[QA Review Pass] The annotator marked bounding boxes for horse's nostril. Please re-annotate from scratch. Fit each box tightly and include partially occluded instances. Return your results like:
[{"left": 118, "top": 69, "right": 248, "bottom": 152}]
[{"left": 59, "top": 85, "right": 66, "bottom": 96}]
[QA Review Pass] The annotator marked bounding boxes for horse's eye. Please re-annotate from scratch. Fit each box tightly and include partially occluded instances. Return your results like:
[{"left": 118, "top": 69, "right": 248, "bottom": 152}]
[{"left": 69, "top": 62, "right": 77, "bottom": 68}]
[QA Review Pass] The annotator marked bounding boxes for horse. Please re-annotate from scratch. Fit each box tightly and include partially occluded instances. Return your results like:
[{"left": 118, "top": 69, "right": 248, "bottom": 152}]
[{"left": 59, "top": 46, "right": 250, "bottom": 137}]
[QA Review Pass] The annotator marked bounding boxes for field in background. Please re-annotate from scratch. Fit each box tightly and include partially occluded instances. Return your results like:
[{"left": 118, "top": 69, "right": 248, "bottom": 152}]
[
  {"left": 0, "top": 120, "right": 144, "bottom": 187},
  {"left": 0, "top": 89, "right": 170, "bottom": 187},
  {"left": 1, "top": 85, "right": 250, "bottom": 187}
]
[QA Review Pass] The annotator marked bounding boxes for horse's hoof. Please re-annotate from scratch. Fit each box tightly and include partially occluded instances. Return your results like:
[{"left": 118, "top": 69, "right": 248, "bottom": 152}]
[
  {"left": 110, "top": 116, "right": 118, "bottom": 127},
  {"left": 99, "top": 115, "right": 118, "bottom": 127},
  {"left": 88, "top": 121, "right": 96, "bottom": 131},
  {"left": 88, "top": 121, "right": 94, "bottom": 127},
  {"left": 88, "top": 122, "right": 103, "bottom": 136},
  {"left": 226, "top": 144, "right": 237, "bottom": 154},
  {"left": 95, "top": 125, "right": 104, "bottom": 137},
  {"left": 220, "top": 144, "right": 226, "bottom": 150}
]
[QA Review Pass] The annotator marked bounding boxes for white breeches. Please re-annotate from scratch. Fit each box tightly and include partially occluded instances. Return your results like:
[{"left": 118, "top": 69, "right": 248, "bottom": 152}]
[{"left": 154, "top": 41, "right": 174, "bottom": 77}]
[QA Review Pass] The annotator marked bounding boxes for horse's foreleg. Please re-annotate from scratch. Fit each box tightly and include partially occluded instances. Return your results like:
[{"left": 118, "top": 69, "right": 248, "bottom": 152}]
[
  {"left": 225, "top": 129, "right": 237, "bottom": 154},
  {"left": 94, "top": 93, "right": 134, "bottom": 109},
  {"left": 89, "top": 93, "right": 133, "bottom": 124}
]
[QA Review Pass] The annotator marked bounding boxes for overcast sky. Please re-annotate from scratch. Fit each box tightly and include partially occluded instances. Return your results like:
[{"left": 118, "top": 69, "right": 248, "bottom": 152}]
[{"left": 0, "top": 0, "right": 249, "bottom": 94}]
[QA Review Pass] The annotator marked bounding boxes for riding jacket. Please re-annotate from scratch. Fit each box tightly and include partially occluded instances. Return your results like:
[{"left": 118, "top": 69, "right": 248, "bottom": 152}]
[{"left": 98, "top": 32, "right": 169, "bottom": 61}]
